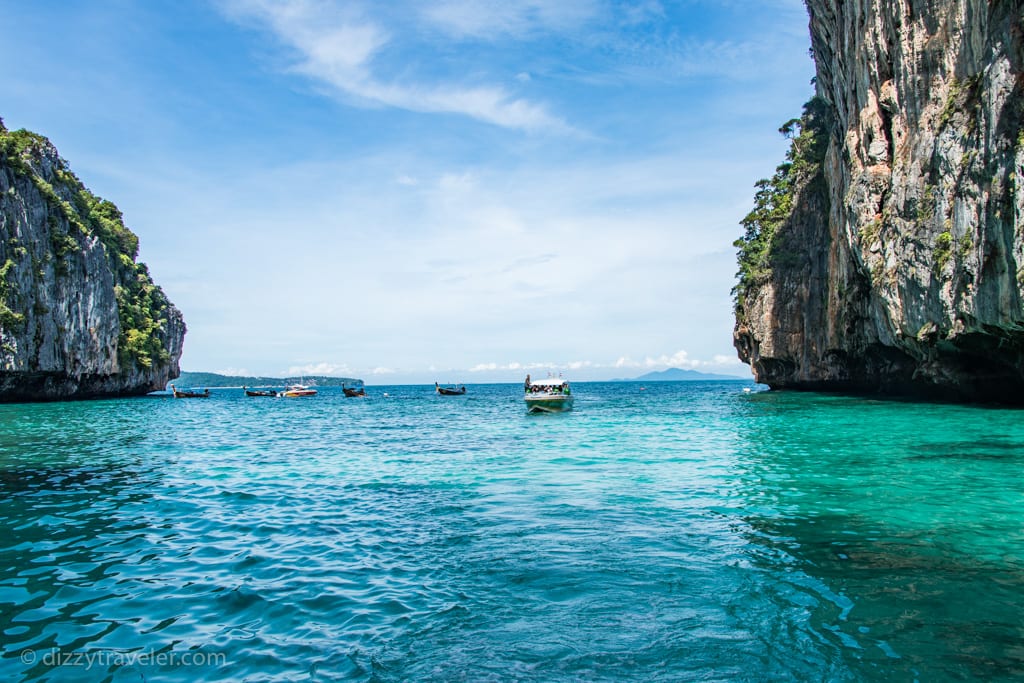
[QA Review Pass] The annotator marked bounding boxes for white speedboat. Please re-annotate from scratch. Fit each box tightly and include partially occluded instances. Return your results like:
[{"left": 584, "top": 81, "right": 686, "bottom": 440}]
[
  {"left": 280, "top": 384, "right": 317, "bottom": 397},
  {"left": 524, "top": 375, "right": 574, "bottom": 413}
]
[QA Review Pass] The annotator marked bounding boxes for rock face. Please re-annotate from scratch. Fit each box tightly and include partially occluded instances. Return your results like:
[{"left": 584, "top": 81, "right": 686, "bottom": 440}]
[
  {"left": 734, "top": 1, "right": 1024, "bottom": 402},
  {"left": 0, "top": 122, "right": 185, "bottom": 401}
]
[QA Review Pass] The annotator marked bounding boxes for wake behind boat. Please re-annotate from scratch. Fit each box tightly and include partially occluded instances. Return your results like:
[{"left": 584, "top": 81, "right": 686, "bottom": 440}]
[{"left": 524, "top": 375, "right": 573, "bottom": 413}]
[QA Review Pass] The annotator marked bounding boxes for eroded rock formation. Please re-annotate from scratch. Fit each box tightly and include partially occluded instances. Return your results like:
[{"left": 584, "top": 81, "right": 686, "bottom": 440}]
[
  {"left": 735, "top": 0, "right": 1024, "bottom": 402},
  {"left": 0, "top": 121, "right": 185, "bottom": 401}
]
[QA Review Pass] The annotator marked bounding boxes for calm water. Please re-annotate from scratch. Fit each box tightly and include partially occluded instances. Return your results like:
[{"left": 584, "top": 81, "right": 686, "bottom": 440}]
[{"left": 1, "top": 381, "right": 1023, "bottom": 681}]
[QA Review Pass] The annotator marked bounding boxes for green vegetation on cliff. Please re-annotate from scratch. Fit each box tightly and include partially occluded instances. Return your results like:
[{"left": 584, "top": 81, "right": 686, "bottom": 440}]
[
  {"left": 0, "top": 258, "right": 25, "bottom": 331},
  {"left": 733, "top": 97, "right": 830, "bottom": 308},
  {"left": 0, "top": 120, "right": 171, "bottom": 370}
]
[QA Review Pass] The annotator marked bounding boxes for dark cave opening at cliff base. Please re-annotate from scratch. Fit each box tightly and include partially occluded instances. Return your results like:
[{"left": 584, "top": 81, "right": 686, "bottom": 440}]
[{"left": 756, "top": 341, "right": 1024, "bottom": 406}]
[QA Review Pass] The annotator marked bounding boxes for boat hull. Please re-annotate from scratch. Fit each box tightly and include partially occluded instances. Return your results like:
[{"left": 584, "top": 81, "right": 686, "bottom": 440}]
[
  {"left": 524, "top": 395, "right": 574, "bottom": 413},
  {"left": 170, "top": 385, "right": 209, "bottom": 399}
]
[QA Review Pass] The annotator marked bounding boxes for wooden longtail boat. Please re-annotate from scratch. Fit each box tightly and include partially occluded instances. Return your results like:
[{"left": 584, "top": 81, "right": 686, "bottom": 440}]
[
  {"left": 342, "top": 380, "right": 366, "bottom": 397},
  {"left": 171, "top": 384, "right": 210, "bottom": 399}
]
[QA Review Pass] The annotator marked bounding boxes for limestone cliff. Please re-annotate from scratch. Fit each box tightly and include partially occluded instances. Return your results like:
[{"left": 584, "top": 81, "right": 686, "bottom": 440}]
[
  {"left": 0, "top": 121, "right": 185, "bottom": 401},
  {"left": 734, "top": 0, "right": 1024, "bottom": 402}
]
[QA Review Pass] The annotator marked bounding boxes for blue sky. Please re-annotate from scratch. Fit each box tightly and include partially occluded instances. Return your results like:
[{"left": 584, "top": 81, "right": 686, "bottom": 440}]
[{"left": 1, "top": 0, "right": 814, "bottom": 383}]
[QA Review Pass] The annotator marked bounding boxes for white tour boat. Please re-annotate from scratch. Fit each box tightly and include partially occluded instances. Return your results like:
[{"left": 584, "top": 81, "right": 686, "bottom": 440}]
[{"left": 524, "top": 375, "right": 574, "bottom": 413}]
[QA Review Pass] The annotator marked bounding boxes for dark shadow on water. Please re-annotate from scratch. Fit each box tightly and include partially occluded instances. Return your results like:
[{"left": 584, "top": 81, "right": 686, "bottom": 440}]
[{"left": 738, "top": 510, "right": 1024, "bottom": 681}]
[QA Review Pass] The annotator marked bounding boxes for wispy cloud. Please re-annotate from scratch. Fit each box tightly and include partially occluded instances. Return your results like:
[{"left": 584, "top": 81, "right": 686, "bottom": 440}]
[
  {"left": 613, "top": 350, "right": 739, "bottom": 370},
  {"left": 421, "top": 0, "right": 600, "bottom": 38},
  {"left": 475, "top": 351, "right": 739, "bottom": 374},
  {"left": 2, "top": 0, "right": 811, "bottom": 380},
  {"left": 215, "top": 367, "right": 252, "bottom": 376},
  {"left": 468, "top": 361, "right": 555, "bottom": 372},
  {"left": 222, "top": 0, "right": 569, "bottom": 131},
  {"left": 285, "top": 361, "right": 353, "bottom": 376},
  {"left": 643, "top": 350, "right": 699, "bottom": 369}
]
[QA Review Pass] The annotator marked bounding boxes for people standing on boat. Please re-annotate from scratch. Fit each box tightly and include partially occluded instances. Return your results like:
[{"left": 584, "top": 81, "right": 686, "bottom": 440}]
[{"left": 524, "top": 374, "right": 531, "bottom": 390}]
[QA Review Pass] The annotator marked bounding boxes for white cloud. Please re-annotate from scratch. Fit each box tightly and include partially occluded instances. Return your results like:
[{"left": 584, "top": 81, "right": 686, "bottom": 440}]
[
  {"left": 215, "top": 367, "right": 252, "bottom": 376},
  {"left": 285, "top": 362, "right": 353, "bottom": 376},
  {"left": 284, "top": 362, "right": 396, "bottom": 377},
  {"left": 644, "top": 349, "right": 698, "bottom": 369},
  {"left": 141, "top": 129, "right": 773, "bottom": 379},
  {"left": 36, "top": 0, "right": 810, "bottom": 381},
  {"left": 614, "top": 350, "right": 731, "bottom": 371},
  {"left": 461, "top": 351, "right": 745, "bottom": 381},
  {"left": 421, "top": 0, "right": 600, "bottom": 38},
  {"left": 619, "top": 0, "right": 665, "bottom": 26},
  {"left": 632, "top": 350, "right": 746, "bottom": 371},
  {"left": 223, "top": 0, "right": 568, "bottom": 131},
  {"left": 468, "top": 361, "right": 554, "bottom": 372}
]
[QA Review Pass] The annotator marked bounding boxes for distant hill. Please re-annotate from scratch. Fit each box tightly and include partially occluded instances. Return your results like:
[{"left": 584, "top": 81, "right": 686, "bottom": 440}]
[
  {"left": 173, "top": 372, "right": 359, "bottom": 388},
  {"left": 613, "top": 367, "right": 747, "bottom": 382}
]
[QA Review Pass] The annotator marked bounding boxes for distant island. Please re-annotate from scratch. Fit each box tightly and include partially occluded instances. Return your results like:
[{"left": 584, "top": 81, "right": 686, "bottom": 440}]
[
  {"left": 613, "top": 368, "right": 748, "bottom": 382},
  {"left": 174, "top": 371, "right": 360, "bottom": 388}
]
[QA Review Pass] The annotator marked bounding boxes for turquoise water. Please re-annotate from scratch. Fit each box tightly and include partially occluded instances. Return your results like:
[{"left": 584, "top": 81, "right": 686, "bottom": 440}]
[{"left": 1, "top": 381, "right": 1023, "bottom": 681}]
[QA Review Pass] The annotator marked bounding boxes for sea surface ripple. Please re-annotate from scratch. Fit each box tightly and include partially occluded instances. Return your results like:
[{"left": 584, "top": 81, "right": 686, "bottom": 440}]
[{"left": 1, "top": 382, "right": 1023, "bottom": 681}]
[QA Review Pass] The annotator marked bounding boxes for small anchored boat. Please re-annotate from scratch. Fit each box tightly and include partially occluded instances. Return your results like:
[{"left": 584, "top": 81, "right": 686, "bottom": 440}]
[
  {"left": 243, "top": 386, "right": 277, "bottom": 397},
  {"left": 170, "top": 384, "right": 210, "bottom": 399},
  {"left": 280, "top": 384, "right": 317, "bottom": 398},
  {"left": 524, "top": 375, "right": 573, "bottom": 413},
  {"left": 435, "top": 382, "right": 466, "bottom": 396},
  {"left": 342, "top": 380, "right": 366, "bottom": 397}
]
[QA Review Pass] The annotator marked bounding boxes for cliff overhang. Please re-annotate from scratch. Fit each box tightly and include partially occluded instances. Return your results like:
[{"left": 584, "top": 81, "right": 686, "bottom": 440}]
[{"left": 734, "top": 1, "right": 1024, "bottom": 404}]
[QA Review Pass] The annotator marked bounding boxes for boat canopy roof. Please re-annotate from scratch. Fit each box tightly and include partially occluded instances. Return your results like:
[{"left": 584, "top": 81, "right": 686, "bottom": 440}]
[{"left": 528, "top": 377, "right": 570, "bottom": 386}]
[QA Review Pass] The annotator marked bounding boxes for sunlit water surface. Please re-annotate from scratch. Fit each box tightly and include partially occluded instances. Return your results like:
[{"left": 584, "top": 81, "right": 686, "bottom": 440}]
[{"left": 1, "top": 382, "right": 1023, "bottom": 681}]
